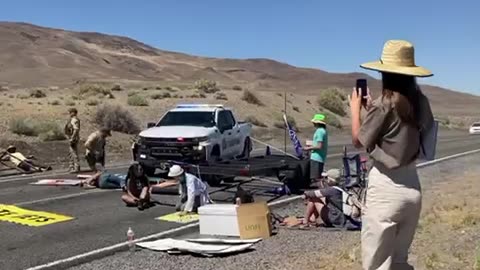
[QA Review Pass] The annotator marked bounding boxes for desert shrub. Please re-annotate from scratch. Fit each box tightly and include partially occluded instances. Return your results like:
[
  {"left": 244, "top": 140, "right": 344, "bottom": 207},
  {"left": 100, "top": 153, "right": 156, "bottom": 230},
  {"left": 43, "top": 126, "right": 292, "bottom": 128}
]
[
  {"left": 151, "top": 92, "right": 171, "bottom": 100},
  {"left": 194, "top": 79, "right": 219, "bottom": 94},
  {"left": 128, "top": 91, "right": 139, "bottom": 97},
  {"left": 71, "top": 95, "right": 81, "bottom": 101},
  {"left": 65, "top": 100, "right": 76, "bottom": 106},
  {"left": 142, "top": 87, "right": 149, "bottom": 91},
  {"left": 164, "top": 86, "right": 172, "bottom": 91},
  {"left": 293, "top": 106, "right": 300, "bottom": 113},
  {"left": 78, "top": 84, "right": 113, "bottom": 98},
  {"left": 232, "top": 85, "right": 242, "bottom": 91},
  {"left": 59, "top": 96, "right": 64, "bottom": 100},
  {"left": 37, "top": 123, "right": 66, "bottom": 141},
  {"left": 8, "top": 95, "right": 14, "bottom": 98},
  {"left": 128, "top": 95, "right": 149, "bottom": 106},
  {"left": 49, "top": 100, "right": 61, "bottom": 106},
  {"left": 9, "top": 118, "right": 66, "bottom": 140},
  {"left": 245, "top": 116, "right": 267, "bottom": 127},
  {"left": 29, "top": 89, "right": 46, "bottom": 98},
  {"left": 323, "top": 111, "right": 342, "bottom": 129},
  {"left": 317, "top": 88, "right": 346, "bottom": 116},
  {"left": 10, "top": 118, "right": 37, "bottom": 136},
  {"left": 17, "top": 94, "right": 29, "bottom": 100},
  {"left": 199, "top": 93, "right": 207, "bottom": 98},
  {"left": 95, "top": 104, "right": 141, "bottom": 134},
  {"left": 273, "top": 115, "right": 298, "bottom": 132},
  {"left": 242, "top": 90, "right": 264, "bottom": 106},
  {"left": 215, "top": 92, "right": 228, "bottom": 100},
  {"left": 0, "top": 86, "right": 9, "bottom": 92},
  {"left": 155, "top": 86, "right": 162, "bottom": 90},
  {"left": 111, "top": 84, "right": 122, "bottom": 91},
  {"left": 277, "top": 93, "right": 283, "bottom": 97},
  {"left": 306, "top": 100, "right": 311, "bottom": 104},
  {"left": 86, "top": 99, "right": 99, "bottom": 106}
]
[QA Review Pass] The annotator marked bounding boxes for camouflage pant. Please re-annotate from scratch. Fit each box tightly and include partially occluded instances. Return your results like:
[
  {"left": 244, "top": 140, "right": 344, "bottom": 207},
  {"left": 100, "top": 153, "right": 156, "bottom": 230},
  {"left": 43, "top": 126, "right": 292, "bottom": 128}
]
[{"left": 69, "top": 142, "right": 80, "bottom": 171}]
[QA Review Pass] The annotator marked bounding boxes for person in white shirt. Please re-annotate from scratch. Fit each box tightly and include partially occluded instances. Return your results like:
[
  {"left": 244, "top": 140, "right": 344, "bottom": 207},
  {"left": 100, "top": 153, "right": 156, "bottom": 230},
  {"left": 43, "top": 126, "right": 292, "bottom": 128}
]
[{"left": 168, "top": 165, "right": 212, "bottom": 215}]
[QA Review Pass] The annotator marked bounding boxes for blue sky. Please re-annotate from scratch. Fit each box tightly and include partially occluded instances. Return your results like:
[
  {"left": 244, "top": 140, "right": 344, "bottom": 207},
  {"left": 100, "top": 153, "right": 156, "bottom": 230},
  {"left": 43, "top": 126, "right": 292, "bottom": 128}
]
[{"left": 1, "top": 0, "right": 479, "bottom": 94}]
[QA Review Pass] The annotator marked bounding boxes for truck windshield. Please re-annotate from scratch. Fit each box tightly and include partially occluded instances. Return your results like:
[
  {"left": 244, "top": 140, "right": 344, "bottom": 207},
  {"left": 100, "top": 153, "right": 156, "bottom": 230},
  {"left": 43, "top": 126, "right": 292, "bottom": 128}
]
[{"left": 158, "top": 111, "right": 216, "bottom": 127}]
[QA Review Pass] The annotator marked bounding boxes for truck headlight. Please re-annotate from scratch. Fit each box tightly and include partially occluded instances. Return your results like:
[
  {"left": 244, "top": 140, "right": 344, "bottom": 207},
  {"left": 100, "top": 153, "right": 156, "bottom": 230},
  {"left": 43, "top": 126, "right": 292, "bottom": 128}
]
[
  {"left": 193, "top": 145, "right": 204, "bottom": 151},
  {"left": 193, "top": 136, "right": 209, "bottom": 143}
]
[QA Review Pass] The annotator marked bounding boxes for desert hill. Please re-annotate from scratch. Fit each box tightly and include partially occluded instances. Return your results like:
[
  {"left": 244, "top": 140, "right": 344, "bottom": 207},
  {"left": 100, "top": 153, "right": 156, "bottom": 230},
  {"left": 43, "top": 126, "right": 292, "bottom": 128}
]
[{"left": 0, "top": 21, "right": 479, "bottom": 117}]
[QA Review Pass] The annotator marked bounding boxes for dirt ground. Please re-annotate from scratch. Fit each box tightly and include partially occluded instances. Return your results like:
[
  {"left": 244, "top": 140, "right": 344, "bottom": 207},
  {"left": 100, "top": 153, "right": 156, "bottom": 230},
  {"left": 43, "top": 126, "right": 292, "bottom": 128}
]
[{"left": 291, "top": 169, "right": 480, "bottom": 270}]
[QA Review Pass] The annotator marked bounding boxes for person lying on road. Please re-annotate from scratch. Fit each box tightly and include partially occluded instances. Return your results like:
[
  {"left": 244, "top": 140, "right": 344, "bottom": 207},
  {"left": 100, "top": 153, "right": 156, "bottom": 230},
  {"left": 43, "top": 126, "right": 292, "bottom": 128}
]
[
  {"left": 1, "top": 145, "right": 52, "bottom": 172},
  {"left": 168, "top": 165, "right": 212, "bottom": 215},
  {"left": 81, "top": 171, "right": 127, "bottom": 190}
]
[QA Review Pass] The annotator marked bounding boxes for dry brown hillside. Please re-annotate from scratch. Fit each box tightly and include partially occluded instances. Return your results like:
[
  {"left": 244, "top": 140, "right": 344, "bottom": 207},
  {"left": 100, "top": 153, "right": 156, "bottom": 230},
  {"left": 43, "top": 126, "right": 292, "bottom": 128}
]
[{"left": 1, "top": 21, "right": 480, "bottom": 118}]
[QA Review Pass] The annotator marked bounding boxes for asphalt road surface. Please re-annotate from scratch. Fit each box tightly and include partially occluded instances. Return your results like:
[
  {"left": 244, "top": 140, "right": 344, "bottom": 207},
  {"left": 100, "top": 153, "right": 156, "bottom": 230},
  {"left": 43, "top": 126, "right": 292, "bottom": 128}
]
[{"left": 0, "top": 132, "right": 479, "bottom": 270}]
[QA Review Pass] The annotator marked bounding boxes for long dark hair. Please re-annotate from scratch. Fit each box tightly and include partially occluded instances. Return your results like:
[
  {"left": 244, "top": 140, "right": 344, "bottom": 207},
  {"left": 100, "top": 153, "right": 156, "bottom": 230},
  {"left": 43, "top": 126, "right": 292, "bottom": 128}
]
[
  {"left": 126, "top": 162, "right": 149, "bottom": 187},
  {"left": 381, "top": 72, "right": 420, "bottom": 127}
]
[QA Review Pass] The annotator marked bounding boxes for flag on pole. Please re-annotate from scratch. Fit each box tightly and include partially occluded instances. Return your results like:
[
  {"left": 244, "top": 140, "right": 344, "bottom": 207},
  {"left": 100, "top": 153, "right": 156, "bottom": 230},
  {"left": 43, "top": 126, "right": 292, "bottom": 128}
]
[{"left": 283, "top": 114, "right": 304, "bottom": 159}]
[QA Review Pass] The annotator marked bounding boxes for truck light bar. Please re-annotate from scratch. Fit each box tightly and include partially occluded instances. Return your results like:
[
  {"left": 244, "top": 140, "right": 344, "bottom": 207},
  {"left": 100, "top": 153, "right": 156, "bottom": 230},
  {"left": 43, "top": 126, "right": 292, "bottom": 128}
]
[{"left": 176, "top": 104, "right": 224, "bottom": 109}]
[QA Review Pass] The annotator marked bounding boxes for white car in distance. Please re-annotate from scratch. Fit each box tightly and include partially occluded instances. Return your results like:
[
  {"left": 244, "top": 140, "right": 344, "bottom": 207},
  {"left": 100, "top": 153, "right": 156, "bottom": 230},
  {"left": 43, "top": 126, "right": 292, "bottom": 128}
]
[{"left": 469, "top": 122, "right": 480, "bottom": 135}]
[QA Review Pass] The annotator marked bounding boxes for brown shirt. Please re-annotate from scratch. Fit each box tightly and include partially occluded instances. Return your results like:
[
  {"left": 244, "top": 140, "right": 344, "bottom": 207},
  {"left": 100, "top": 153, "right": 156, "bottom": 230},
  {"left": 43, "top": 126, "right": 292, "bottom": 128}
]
[
  {"left": 85, "top": 131, "right": 106, "bottom": 153},
  {"left": 358, "top": 93, "right": 434, "bottom": 169}
]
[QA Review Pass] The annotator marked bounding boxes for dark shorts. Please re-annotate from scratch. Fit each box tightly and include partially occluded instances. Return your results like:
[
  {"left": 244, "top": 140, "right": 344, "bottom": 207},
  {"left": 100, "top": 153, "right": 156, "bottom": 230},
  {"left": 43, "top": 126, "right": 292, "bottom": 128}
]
[{"left": 310, "top": 160, "right": 324, "bottom": 180}]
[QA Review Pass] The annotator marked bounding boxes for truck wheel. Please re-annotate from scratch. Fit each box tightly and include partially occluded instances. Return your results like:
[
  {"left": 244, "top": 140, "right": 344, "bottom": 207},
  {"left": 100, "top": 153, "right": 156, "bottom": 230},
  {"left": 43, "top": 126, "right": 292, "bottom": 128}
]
[
  {"left": 240, "top": 137, "right": 252, "bottom": 159},
  {"left": 211, "top": 146, "right": 221, "bottom": 162},
  {"left": 203, "top": 175, "right": 223, "bottom": 187},
  {"left": 143, "top": 166, "right": 156, "bottom": 177}
]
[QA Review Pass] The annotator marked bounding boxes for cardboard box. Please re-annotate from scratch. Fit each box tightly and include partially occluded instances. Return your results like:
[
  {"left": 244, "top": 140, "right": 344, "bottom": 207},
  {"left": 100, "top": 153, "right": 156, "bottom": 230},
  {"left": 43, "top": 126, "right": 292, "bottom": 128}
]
[{"left": 236, "top": 202, "right": 272, "bottom": 239}]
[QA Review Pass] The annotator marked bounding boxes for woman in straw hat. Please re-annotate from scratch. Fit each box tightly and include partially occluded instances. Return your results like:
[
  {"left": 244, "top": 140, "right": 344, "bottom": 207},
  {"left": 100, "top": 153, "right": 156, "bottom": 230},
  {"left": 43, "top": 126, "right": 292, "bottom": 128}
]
[
  {"left": 349, "top": 40, "right": 434, "bottom": 270},
  {"left": 304, "top": 114, "right": 329, "bottom": 181}
]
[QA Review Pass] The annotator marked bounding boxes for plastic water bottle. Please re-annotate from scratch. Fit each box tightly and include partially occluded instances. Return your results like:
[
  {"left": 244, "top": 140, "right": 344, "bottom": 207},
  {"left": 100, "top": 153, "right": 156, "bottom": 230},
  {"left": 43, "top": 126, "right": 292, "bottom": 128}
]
[{"left": 127, "top": 227, "right": 135, "bottom": 252}]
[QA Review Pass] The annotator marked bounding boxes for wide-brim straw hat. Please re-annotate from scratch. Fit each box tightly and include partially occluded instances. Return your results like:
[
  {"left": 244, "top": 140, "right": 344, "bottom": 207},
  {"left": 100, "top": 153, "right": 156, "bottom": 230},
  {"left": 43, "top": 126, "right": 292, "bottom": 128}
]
[
  {"left": 360, "top": 40, "right": 433, "bottom": 77},
  {"left": 311, "top": 113, "right": 326, "bottom": 125}
]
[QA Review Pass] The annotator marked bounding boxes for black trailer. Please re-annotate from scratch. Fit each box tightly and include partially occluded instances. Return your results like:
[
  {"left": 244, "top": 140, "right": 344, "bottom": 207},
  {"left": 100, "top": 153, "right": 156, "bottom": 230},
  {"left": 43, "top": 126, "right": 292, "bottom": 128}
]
[{"left": 169, "top": 152, "right": 311, "bottom": 194}]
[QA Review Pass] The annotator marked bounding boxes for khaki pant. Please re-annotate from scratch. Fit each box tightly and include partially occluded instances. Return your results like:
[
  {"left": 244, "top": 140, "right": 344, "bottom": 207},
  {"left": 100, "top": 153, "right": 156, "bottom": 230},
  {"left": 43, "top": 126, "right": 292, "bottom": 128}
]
[
  {"left": 69, "top": 142, "right": 80, "bottom": 171},
  {"left": 361, "top": 162, "right": 421, "bottom": 270}
]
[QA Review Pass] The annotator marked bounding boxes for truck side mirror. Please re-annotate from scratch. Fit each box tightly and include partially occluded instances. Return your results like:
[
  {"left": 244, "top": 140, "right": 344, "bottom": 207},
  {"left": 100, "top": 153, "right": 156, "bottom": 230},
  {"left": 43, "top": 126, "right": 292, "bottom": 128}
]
[{"left": 147, "top": 122, "right": 156, "bottom": 128}]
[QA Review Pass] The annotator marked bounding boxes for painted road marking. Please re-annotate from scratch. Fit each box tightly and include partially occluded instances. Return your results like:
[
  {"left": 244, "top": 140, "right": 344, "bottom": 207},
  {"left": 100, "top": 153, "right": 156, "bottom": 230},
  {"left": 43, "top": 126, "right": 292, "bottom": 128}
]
[
  {"left": 156, "top": 212, "right": 200, "bottom": 224},
  {"left": 0, "top": 204, "right": 74, "bottom": 227}
]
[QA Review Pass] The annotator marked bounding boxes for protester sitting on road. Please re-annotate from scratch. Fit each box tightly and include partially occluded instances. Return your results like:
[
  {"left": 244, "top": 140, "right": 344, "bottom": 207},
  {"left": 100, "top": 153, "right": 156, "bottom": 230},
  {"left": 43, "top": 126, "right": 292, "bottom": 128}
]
[
  {"left": 351, "top": 40, "right": 435, "bottom": 269},
  {"left": 81, "top": 171, "right": 127, "bottom": 190},
  {"left": 84, "top": 128, "right": 111, "bottom": 172},
  {"left": 168, "top": 165, "right": 212, "bottom": 215},
  {"left": 301, "top": 169, "right": 361, "bottom": 228},
  {"left": 303, "top": 114, "right": 328, "bottom": 181},
  {"left": 121, "top": 162, "right": 153, "bottom": 210},
  {"left": 1, "top": 146, "right": 52, "bottom": 172}
]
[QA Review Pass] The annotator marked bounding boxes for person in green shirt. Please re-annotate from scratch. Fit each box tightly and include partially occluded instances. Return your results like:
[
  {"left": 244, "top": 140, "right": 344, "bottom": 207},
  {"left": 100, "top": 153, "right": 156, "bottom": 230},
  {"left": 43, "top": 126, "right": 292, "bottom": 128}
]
[{"left": 304, "top": 114, "right": 329, "bottom": 181}]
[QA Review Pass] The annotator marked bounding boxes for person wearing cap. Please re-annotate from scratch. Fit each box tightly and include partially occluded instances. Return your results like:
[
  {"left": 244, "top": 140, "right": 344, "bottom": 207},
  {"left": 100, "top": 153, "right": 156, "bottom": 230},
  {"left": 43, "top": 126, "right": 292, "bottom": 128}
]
[
  {"left": 304, "top": 114, "right": 329, "bottom": 181},
  {"left": 350, "top": 40, "right": 434, "bottom": 270},
  {"left": 65, "top": 108, "right": 81, "bottom": 173},
  {"left": 168, "top": 165, "right": 211, "bottom": 215},
  {"left": 302, "top": 168, "right": 359, "bottom": 228},
  {"left": 1, "top": 145, "right": 52, "bottom": 172},
  {"left": 84, "top": 128, "right": 111, "bottom": 172}
]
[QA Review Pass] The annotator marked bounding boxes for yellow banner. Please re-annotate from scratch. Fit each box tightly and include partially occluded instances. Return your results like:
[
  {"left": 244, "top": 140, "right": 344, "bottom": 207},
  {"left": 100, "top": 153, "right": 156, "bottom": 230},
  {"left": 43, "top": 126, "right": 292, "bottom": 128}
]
[
  {"left": 0, "top": 204, "right": 74, "bottom": 227},
  {"left": 156, "top": 212, "right": 199, "bottom": 224}
]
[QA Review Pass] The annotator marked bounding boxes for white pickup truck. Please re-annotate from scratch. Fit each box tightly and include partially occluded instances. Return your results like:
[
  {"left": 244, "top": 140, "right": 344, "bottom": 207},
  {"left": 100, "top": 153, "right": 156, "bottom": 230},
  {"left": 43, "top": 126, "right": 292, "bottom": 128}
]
[{"left": 133, "top": 104, "right": 253, "bottom": 175}]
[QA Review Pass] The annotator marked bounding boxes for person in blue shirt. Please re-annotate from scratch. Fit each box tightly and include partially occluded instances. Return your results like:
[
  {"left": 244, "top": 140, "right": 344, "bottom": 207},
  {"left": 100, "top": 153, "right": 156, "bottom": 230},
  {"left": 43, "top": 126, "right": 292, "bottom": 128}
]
[
  {"left": 304, "top": 114, "right": 329, "bottom": 181},
  {"left": 168, "top": 165, "right": 212, "bottom": 215}
]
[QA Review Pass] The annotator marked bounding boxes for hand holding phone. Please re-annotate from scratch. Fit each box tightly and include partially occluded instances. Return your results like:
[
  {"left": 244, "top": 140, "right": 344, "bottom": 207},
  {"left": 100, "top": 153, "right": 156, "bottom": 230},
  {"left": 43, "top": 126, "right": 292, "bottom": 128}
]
[{"left": 356, "top": 79, "right": 368, "bottom": 101}]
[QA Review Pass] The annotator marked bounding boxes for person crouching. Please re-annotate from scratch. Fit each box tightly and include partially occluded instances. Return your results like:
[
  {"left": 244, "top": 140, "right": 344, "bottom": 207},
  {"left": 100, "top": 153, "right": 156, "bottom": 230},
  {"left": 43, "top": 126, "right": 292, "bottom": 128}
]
[{"left": 168, "top": 165, "right": 212, "bottom": 215}]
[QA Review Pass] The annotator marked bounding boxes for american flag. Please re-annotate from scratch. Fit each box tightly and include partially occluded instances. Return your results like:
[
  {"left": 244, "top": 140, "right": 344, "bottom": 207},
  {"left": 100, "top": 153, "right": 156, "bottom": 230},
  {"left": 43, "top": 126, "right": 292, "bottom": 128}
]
[{"left": 283, "top": 114, "right": 304, "bottom": 159}]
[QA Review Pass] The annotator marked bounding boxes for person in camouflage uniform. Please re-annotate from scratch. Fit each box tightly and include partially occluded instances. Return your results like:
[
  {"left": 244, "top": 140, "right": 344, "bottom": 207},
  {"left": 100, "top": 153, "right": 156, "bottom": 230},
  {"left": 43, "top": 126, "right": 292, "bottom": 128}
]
[{"left": 65, "top": 108, "right": 81, "bottom": 173}]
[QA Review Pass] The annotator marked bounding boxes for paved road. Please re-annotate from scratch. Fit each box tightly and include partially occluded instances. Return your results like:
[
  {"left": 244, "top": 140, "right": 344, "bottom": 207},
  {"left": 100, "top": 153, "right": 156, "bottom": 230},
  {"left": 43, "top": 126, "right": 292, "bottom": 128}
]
[{"left": 0, "top": 132, "right": 479, "bottom": 270}]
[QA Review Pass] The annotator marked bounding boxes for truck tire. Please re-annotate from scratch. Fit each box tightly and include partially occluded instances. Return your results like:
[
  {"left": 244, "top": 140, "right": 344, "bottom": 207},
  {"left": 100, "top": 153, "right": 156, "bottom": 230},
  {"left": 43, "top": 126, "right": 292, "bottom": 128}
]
[
  {"left": 143, "top": 166, "right": 156, "bottom": 177},
  {"left": 281, "top": 163, "right": 309, "bottom": 195},
  {"left": 211, "top": 145, "right": 221, "bottom": 162},
  {"left": 203, "top": 175, "right": 223, "bottom": 187},
  {"left": 240, "top": 137, "right": 252, "bottom": 159}
]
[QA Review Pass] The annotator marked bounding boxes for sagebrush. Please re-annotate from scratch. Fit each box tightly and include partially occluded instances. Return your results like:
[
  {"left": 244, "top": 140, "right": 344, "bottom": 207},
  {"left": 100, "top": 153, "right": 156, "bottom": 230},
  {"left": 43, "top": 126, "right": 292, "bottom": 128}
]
[
  {"left": 95, "top": 105, "right": 141, "bottom": 134},
  {"left": 317, "top": 88, "right": 346, "bottom": 116},
  {"left": 194, "top": 79, "right": 219, "bottom": 94},
  {"left": 128, "top": 95, "right": 149, "bottom": 106},
  {"left": 245, "top": 116, "right": 267, "bottom": 127},
  {"left": 242, "top": 90, "right": 264, "bottom": 106},
  {"left": 9, "top": 118, "right": 66, "bottom": 141}
]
